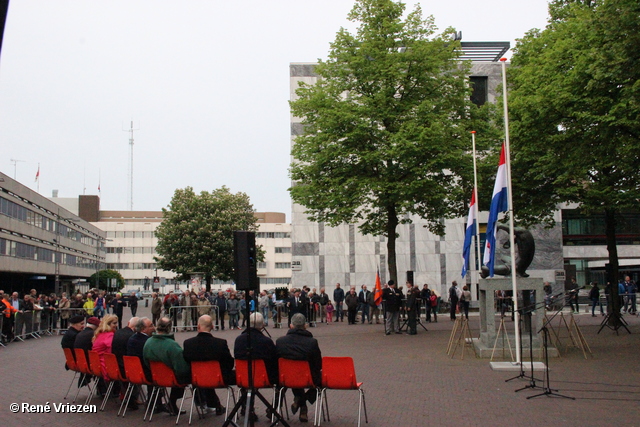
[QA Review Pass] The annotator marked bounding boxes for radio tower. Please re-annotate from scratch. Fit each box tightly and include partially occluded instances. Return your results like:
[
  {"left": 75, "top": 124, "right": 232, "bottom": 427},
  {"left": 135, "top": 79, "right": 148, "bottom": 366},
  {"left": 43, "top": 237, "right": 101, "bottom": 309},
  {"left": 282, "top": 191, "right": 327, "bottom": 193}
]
[{"left": 124, "top": 121, "right": 139, "bottom": 210}]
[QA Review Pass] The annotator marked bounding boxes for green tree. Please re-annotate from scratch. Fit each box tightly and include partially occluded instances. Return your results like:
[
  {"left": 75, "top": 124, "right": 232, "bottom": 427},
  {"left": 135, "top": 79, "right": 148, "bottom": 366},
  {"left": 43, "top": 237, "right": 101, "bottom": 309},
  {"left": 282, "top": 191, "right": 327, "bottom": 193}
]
[
  {"left": 289, "top": 0, "right": 498, "bottom": 284},
  {"left": 154, "top": 186, "right": 259, "bottom": 292},
  {"left": 89, "top": 269, "right": 125, "bottom": 291},
  {"left": 509, "top": 0, "right": 640, "bottom": 321}
]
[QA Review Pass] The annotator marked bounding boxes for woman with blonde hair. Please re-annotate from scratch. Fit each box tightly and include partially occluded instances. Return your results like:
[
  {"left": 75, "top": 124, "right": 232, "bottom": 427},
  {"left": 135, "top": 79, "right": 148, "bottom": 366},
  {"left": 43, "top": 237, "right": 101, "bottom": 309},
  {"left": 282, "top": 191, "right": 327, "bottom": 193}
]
[{"left": 92, "top": 314, "right": 118, "bottom": 379}]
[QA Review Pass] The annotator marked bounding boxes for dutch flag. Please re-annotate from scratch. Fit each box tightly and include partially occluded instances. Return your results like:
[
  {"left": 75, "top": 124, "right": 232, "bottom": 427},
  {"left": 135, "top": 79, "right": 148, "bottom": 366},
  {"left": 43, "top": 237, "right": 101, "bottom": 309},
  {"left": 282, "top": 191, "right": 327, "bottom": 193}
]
[
  {"left": 461, "top": 190, "right": 476, "bottom": 278},
  {"left": 483, "top": 143, "right": 509, "bottom": 277}
]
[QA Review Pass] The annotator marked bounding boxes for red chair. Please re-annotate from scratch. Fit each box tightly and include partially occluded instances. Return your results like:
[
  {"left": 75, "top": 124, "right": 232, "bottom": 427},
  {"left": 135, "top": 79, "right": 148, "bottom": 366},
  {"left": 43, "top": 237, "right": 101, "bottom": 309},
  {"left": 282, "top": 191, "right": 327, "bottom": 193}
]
[
  {"left": 73, "top": 348, "right": 95, "bottom": 404},
  {"left": 63, "top": 348, "right": 80, "bottom": 400},
  {"left": 148, "top": 360, "right": 190, "bottom": 423},
  {"left": 103, "top": 353, "right": 127, "bottom": 412},
  {"left": 235, "top": 359, "right": 283, "bottom": 422},
  {"left": 122, "top": 355, "right": 153, "bottom": 418},
  {"left": 187, "top": 360, "right": 236, "bottom": 424},
  {"left": 277, "top": 359, "right": 321, "bottom": 425},
  {"left": 318, "top": 357, "right": 368, "bottom": 427}
]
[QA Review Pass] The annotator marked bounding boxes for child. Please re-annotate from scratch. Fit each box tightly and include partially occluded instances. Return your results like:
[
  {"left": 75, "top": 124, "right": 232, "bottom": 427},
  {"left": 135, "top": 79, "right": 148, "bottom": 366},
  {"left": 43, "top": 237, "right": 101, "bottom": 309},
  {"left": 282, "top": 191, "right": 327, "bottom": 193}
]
[{"left": 326, "top": 301, "right": 334, "bottom": 323}]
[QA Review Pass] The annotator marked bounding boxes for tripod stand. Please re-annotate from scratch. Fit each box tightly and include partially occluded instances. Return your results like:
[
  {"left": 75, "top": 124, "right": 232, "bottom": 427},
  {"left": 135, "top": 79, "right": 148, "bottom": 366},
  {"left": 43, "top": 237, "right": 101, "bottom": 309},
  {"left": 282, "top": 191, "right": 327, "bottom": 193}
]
[
  {"left": 399, "top": 298, "right": 428, "bottom": 333},
  {"left": 597, "top": 310, "right": 630, "bottom": 335},
  {"left": 508, "top": 301, "right": 543, "bottom": 393},
  {"left": 222, "top": 293, "right": 290, "bottom": 427},
  {"left": 526, "top": 305, "right": 574, "bottom": 400}
]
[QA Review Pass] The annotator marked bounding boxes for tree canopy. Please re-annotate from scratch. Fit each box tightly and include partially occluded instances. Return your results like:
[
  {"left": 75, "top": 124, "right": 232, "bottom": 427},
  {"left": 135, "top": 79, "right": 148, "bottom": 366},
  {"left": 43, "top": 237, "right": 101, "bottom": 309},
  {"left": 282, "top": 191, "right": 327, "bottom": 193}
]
[
  {"left": 289, "top": 0, "right": 499, "bottom": 283},
  {"left": 154, "top": 186, "right": 259, "bottom": 291},
  {"left": 88, "top": 269, "right": 125, "bottom": 291},
  {"left": 509, "top": 0, "right": 640, "bottom": 318}
]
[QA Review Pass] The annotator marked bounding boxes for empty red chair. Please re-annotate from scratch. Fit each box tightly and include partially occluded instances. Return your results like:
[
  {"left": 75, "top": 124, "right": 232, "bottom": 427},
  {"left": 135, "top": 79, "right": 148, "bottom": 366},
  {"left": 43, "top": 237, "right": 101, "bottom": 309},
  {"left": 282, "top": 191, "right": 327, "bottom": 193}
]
[
  {"left": 122, "top": 355, "right": 153, "bottom": 418},
  {"left": 63, "top": 348, "right": 80, "bottom": 400},
  {"left": 318, "top": 357, "right": 368, "bottom": 427},
  {"left": 278, "top": 359, "right": 321, "bottom": 425},
  {"left": 188, "top": 360, "right": 235, "bottom": 424}
]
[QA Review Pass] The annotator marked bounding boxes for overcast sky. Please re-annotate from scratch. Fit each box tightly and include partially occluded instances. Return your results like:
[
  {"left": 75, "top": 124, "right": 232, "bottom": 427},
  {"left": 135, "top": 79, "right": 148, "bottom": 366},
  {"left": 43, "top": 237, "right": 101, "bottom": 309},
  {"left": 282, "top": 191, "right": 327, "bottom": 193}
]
[{"left": 0, "top": 0, "right": 551, "bottom": 220}]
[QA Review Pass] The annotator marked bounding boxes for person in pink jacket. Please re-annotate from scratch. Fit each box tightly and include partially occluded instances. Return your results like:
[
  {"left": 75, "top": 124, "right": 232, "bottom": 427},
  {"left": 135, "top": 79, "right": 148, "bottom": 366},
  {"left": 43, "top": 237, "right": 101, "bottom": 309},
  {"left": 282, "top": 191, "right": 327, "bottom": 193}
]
[{"left": 92, "top": 314, "right": 118, "bottom": 380}]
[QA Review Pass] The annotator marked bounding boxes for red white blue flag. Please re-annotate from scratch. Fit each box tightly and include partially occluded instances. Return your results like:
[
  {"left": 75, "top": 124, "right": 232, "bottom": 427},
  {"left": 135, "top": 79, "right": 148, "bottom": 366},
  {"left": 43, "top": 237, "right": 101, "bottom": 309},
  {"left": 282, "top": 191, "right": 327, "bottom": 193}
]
[
  {"left": 461, "top": 190, "right": 476, "bottom": 277},
  {"left": 483, "top": 144, "right": 509, "bottom": 277}
]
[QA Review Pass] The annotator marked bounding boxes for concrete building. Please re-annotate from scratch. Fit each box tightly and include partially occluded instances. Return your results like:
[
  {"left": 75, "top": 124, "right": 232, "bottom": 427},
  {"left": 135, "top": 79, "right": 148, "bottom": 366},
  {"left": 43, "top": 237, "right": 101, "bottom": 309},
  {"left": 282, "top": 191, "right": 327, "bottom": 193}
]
[
  {"left": 0, "top": 172, "right": 105, "bottom": 295},
  {"left": 288, "top": 46, "right": 571, "bottom": 299}
]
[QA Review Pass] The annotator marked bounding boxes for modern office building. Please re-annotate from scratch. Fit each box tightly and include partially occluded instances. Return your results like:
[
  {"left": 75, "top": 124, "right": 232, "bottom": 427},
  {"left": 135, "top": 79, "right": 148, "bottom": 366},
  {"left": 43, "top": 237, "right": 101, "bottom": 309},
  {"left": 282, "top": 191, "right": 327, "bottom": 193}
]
[{"left": 0, "top": 172, "right": 105, "bottom": 295}]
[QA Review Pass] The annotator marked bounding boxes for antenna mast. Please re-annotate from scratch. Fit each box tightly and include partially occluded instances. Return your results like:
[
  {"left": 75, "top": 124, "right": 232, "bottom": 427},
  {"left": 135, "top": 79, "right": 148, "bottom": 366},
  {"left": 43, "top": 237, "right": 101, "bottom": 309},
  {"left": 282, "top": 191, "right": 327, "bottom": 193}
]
[
  {"left": 124, "top": 121, "right": 139, "bottom": 210},
  {"left": 10, "top": 159, "right": 25, "bottom": 180}
]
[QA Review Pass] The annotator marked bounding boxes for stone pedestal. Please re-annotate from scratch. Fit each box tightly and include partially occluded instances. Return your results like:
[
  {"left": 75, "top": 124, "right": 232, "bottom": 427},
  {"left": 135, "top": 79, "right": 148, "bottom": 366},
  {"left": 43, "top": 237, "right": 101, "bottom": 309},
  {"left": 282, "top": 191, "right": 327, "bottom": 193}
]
[{"left": 474, "top": 277, "right": 557, "bottom": 358}]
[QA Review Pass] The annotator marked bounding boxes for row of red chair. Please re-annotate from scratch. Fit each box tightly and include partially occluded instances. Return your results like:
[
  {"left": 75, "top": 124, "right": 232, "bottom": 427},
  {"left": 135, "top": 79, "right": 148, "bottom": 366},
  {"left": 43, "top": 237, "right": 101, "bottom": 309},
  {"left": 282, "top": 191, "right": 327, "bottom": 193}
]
[{"left": 63, "top": 348, "right": 367, "bottom": 427}]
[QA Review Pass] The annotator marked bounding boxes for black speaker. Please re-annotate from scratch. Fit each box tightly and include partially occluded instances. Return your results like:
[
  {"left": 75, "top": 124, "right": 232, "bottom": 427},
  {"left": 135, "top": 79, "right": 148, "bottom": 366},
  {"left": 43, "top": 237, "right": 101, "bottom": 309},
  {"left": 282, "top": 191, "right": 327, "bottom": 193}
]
[
  {"left": 234, "top": 231, "right": 258, "bottom": 291},
  {"left": 406, "top": 270, "right": 414, "bottom": 285}
]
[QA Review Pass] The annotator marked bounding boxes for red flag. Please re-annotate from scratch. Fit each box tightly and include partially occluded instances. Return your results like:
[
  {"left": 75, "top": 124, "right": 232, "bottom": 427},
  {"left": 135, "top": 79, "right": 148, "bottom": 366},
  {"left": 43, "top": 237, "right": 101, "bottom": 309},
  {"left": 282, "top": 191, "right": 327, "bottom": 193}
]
[
  {"left": 35, "top": 165, "right": 40, "bottom": 182},
  {"left": 374, "top": 268, "right": 382, "bottom": 306}
]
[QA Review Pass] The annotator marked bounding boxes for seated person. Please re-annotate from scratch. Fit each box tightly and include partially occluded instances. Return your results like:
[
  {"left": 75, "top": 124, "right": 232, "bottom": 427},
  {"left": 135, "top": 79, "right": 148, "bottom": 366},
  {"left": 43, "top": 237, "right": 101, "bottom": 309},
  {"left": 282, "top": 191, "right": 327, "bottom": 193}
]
[
  {"left": 183, "top": 315, "right": 234, "bottom": 415},
  {"left": 275, "top": 313, "right": 322, "bottom": 423}
]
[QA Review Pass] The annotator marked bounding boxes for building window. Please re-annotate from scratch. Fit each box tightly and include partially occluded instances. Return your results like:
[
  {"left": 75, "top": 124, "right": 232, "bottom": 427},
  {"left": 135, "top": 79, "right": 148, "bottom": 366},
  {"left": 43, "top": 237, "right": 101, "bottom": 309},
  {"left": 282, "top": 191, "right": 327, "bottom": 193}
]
[
  {"left": 469, "top": 76, "right": 488, "bottom": 106},
  {"left": 275, "top": 247, "right": 291, "bottom": 254},
  {"left": 275, "top": 262, "right": 291, "bottom": 269}
]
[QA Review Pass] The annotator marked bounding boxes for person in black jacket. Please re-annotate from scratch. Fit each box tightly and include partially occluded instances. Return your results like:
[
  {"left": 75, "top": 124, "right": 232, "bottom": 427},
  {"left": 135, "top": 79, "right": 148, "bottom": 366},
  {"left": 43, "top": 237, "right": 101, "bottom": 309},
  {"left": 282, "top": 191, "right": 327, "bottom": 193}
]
[
  {"left": 234, "top": 312, "right": 278, "bottom": 422},
  {"left": 183, "top": 315, "right": 234, "bottom": 415},
  {"left": 61, "top": 315, "right": 85, "bottom": 351},
  {"left": 275, "top": 313, "right": 322, "bottom": 423}
]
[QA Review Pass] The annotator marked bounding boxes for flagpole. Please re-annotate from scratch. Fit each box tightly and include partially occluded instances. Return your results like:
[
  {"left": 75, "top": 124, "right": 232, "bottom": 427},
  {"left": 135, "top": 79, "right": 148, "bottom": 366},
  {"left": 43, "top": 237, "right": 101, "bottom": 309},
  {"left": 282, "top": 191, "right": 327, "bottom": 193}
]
[
  {"left": 471, "top": 132, "right": 482, "bottom": 285},
  {"left": 500, "top": 57, "right": 521, "bottom": 365}
]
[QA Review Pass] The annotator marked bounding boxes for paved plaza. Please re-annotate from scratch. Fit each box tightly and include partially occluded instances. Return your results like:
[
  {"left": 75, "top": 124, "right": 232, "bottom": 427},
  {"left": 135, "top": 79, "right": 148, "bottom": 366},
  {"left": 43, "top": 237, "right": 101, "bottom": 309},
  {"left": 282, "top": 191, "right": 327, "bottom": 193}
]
[{"left": 1, "top": 304, "right": 639, "bottom": 427}]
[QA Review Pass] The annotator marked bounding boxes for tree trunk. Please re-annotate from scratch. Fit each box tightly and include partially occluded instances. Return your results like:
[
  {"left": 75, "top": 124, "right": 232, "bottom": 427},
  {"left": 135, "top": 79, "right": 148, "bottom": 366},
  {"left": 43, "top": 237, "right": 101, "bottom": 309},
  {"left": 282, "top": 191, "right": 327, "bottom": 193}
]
[
  {"left": 386, "top": 205, "right": 399, "bottom": 286},
  {"left": 604, "top": 207, "right": 621, "bottom": 327}
]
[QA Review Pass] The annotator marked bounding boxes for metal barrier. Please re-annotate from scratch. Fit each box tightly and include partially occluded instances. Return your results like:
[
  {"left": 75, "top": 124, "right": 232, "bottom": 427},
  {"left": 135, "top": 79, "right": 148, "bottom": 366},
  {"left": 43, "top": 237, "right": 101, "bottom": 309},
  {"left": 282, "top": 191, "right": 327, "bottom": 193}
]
[{"left": 167, "top": 304, "right": 219, "bottom": 332}]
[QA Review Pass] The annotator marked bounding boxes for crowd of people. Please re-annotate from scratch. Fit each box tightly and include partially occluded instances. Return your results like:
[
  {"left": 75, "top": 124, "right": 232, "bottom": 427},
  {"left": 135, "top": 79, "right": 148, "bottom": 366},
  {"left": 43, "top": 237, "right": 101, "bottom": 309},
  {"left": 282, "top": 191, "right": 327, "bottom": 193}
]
[{"left": 0, "top": 288, "right": 142, "bottom": 344}]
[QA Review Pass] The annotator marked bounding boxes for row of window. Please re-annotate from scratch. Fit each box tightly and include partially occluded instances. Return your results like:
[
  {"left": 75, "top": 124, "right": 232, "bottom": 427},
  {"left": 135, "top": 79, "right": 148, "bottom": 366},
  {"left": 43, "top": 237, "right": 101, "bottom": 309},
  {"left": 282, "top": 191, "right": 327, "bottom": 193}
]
[
  {"left": 256, "top": 232, "right": 291, "bottom": 239},
  {"left": 0, "top": 237, "right": 98, "bottom": 269},
  {"left": 256, "top": 262, "right": 291, "bottom": 269},
  {"left": 106, "top": 263, "right": 158, "bottom": 270},
  {"left": 105, "top": 231, "right": 156, "bottom": 239},
  {"left": 106, "top": 247, "right": 155, "bottom": 254},
  {"left": 562, "top": 211, "right": 640, "bottom": 246},
  {"left": 0, "top": 196, "right": 98, "bottom": 247},
  {"left": 275, "top": 247, "right": 291, "bottom": 253}
]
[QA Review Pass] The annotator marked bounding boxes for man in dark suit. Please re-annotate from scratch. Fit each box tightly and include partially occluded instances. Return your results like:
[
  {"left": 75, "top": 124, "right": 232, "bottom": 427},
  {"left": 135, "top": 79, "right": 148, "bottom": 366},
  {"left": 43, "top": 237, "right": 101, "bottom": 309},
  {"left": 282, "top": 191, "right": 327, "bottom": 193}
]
[
  {"left": 276, "top": 313, "right": 322, "bottom": 423},
  {"left": 113, "top": 317, "right": 138, "bottom": 373},
  {"left": 126, "top": 317, "right": 158, "bottom": 412},
  {"left": 234, "top": 312, "right": 278, "bottom": 422},
  {"left": 287, "top": 289, "right": 305, "bottom": 326},
  {"left": 183, "top": 315, "right": 234, "bottom": 415}
]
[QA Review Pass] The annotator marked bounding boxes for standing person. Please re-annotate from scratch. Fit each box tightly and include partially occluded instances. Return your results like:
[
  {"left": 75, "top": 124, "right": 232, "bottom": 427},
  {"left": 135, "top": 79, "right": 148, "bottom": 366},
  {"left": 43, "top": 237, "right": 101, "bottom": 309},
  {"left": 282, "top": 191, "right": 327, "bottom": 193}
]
[
  {"left": 183, "top": 315, "right": 233, "bottom": 415},
  {"left": 325, "top": 301, "right": 334, "bottom": 323},
  {"left": 345, "top": 287, "right": 359, "bottom": 325},
  {"left": 213, "top": 291, "right": 227, "bottom": 331},
  {"left": 151, "top": 292, "right": 163, "bottom": 325},
  {"left": 110, "top": 293, "right": 127, "bottom": 330},
  {"left": 258, "top": 291, "right": 270, "bottom": 327},
  {"left": 460, "top": 285, "right": 471, "bottom": 320},
  {"left": 382, "top": 280, "right": 401, "bottom": 335},
  {"left": 275, "top": 313, "right": 322, "bottom": 424},
  {"left": 143, "top": 317, "right": 190, "bottom": 415},
  {"left": 227, "top": 293, "right": 240, "bottom": 330},
  {"left": 367, "top": 289, "right": 380, "bottom": 324},
  {"left": 333, "top": 283, "right": 345, "bottom": 322},
  {"left": 317, "top": 288, "right": 329, "bottom": 324},
  {"left": 128, "top": 291, "right": 139, "bottom": 318},
  {"left": 405, "top": 286, "right": 420, "bottom": 335},
  {"left": 624, "top": 277, "right": 637, "bottom": 314},
  {"left": 448, "top": 281, "right": 460, "bottom": 321},
  {"left": 568, "top": 277, "right": 580, "bottom": 314},
  {"left": 94, "top": 291, "right": 106, "bottom": 319},
  {"left": 590, "top": 282, "right": 604, "bottom": 317},
  {"left": 420, "top": 284, "right": 431, "bottom": 322},
  {"left": 287, "top": 289, "right": 305, "bottom": 327},
  {"left": 83, "top": 292, "right": 95, "bottom": 317},
  {"left": 358, "top": 285, "right": 371, "bottom": 324}
]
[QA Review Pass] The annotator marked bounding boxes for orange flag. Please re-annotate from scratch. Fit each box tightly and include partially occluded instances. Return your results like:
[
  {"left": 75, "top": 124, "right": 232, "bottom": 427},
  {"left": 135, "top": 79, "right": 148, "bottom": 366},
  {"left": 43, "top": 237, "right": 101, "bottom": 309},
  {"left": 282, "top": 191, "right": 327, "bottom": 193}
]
[{"left": 374, "top": 268, "right": 383, "bottom": 306}]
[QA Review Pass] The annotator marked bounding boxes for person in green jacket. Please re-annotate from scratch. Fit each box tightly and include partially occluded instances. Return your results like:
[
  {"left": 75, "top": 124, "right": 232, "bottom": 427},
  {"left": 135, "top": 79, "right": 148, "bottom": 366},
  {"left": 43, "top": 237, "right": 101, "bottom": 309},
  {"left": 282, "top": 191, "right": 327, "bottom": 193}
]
[{"left": 143, "top": 317, "right": 190, "bottom": 414}]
